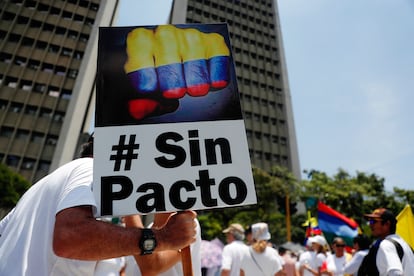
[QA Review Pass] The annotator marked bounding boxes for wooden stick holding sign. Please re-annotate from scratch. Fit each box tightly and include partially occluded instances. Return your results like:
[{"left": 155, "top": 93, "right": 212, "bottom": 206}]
[{"left": 181, "top": 246, "right": 194, "bottom": 276}]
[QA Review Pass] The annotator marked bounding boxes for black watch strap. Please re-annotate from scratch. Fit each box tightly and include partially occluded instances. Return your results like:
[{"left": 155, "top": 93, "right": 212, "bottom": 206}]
[{"left": 139, "top": 228, "right": 157, "bottom": 255}]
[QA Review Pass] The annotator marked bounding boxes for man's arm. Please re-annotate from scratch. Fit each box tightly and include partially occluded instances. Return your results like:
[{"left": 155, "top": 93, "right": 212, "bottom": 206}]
[
  {"left": 53, "top": 206, "right": 196, "bottom": 260},
  {"left": 124, "top": 213, "right": 182, "bottom": 276}
]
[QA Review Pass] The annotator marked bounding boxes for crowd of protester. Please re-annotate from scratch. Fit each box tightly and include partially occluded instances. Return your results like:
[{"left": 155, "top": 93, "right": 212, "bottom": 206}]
[{"left": 203, "top": 207, "right": 414, "bottom": 276}]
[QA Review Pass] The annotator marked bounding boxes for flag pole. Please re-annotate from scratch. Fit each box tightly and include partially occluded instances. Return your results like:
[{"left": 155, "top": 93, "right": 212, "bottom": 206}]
[{"left": 285, "top": 193, "right": 291, "bottom": 241}]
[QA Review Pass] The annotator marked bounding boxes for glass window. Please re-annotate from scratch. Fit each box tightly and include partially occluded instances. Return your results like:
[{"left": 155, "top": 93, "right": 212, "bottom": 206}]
[
  {"left": 7, "top": 155, "right": 20, "bottom": 167},
  {"left": 0, "top": 126, "right": 14, "bottom": 137},
  {"left": 34, "top": 83, "right": 46, "bottom": 93},
  {"left": 31, "top": 132, "right": 44, "bottom": 143},
  {"left": 22, "top": 158, "right": 35, "bottom": 169}
]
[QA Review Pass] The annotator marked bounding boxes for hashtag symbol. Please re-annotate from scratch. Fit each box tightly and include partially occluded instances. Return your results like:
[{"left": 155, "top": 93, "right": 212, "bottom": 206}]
[{"left": 109, "top": 134, "right": 140, "bottom": 171}]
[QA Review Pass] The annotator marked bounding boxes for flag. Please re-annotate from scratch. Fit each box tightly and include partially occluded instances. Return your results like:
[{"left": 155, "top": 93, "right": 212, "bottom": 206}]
[
  {"left": 302, "top": 211, "right": 322, "bottom": 237},
  {"left": 317, "top": 201, "right": 358, "bottom": 246},
  {"left": 396, "top": 204, "right": 414, "bottom": 249}
]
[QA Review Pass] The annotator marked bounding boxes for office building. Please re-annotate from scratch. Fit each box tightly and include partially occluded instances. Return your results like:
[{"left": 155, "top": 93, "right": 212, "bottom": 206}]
[
  {"left": 170, "top": 0, "right": 301, "bottom": 178},
  {"left": 0, "top": 0, "right": 119, "bottom": 182}
]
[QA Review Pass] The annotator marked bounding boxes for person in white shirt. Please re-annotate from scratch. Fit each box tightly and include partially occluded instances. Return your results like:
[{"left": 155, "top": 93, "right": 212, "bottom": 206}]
[
  {"left": 303, "top": 235, "right": 329, "bottom": 276},
  {"left": 358, "top": 208, "right": 414, "bottom": 276},
  {"left": 298, "top": 239, "right": 316, "bottom": 276},
  {"left": 343, "top": 234, "right": 371, "bottom": 275},
  {"left": 220, "top": 223, "right": 248, "bottom": 276},
  {"left": 0, "top": 136, "right": 197, "bottom": 275},
  {"left": 240, "top": 222, "right": 283, "bottom": 276},
  {"left": 323, "top": 237, "right": 351, "bottom": 276}
]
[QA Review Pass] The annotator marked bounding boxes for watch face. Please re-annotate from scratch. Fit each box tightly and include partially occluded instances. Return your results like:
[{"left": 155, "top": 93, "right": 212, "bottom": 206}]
[{"left": 143, "top": 239, "right": 156, "bottom": 250}]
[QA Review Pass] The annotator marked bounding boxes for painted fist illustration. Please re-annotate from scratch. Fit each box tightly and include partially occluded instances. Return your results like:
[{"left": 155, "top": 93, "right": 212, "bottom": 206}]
[{"left": 124, "top": 25, "right": 230, "bottom": 120}]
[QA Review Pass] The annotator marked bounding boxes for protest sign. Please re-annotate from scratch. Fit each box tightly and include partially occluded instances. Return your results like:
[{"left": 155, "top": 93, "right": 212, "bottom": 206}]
[{"left": 94, "top": 24, "right": 256, "bottom": 217}]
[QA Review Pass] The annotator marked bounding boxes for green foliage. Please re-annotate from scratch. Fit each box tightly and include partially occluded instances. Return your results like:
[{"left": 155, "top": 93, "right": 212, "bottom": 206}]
[
  {"left": 299, "top": 169, "right": 414, "bottom": 226},
  {"left": 0, "top": 163, "right": 31, "bottom": 209},
  {"left": 198, "top": 165, "right": 305, "bottom": 245}
]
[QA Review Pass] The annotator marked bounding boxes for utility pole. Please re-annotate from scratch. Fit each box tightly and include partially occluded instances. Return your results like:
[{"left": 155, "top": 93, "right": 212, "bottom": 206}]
[{"left": 285, "top": 193, "right": 291, "bottom": 241}]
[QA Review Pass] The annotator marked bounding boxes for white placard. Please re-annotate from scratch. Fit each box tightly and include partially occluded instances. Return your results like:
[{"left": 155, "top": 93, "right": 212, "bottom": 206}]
[{"left": 93, "top": 120, "right": 256, "bottom": 216}]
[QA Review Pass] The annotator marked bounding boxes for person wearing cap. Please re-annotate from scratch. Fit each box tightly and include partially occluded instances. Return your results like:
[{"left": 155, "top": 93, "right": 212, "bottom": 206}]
[
  {"left": 302, "top": 235, "right": 329, "bottom": 276},
  {"left": 0, "top": 136, "right": 198, "bottom": 275},
  {"left": 357, "top": 208, "right": 414, "bottom": 276},
  {"left": 239, "top": 222, "right": 283, "bottom": 276},
  {"left": 220, "top": 223, "right": 248, "bottom": 276}
]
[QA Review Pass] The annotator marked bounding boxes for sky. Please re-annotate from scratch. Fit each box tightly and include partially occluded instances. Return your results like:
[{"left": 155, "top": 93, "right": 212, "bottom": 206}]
[{"left": 115, "top": 0, "right": 414, "bottom": 191}]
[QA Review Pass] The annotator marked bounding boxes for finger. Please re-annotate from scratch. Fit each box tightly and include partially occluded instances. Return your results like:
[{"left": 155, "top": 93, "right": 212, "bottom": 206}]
[
  {"left": 128, "top": 98, "right": 179, "bottom": 120},
  {"left": 124, "top": 28, "right": 158, "bottom": 94},
  {"left": 180, "top": 28, "right": 210, "bottom": 96},
  {"left": 155, "top": 25, "right": 187, "bottom": 99},
  {"left": 128, "top": 98, "right": 159, "bottom": 120},
  {"left": 205, "top": 32, "right": 230, "bottom": 90}
]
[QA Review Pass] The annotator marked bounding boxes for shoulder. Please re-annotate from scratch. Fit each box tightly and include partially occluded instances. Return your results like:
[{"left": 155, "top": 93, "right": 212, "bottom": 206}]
[
  {"left": 299, "top": 251, "right": 311, "bottom": 260},
  {"left": 381, "top": 235, "right": 405, "bottom": 250},
  {"left": 377, "top": 236, "right": 407, "bottom": 260},
  {"left": 379, "top": 238, "right": 396, "bottom": 251},
  {"left": 265, "top": 246, "right": 279, "bottom": 257},
  {"left": 387, "top": 235, "right": 414, "bottom": 256},
  {"left": 72, "top": 157, "right": 93, "bottom": 168},
  {"left": 233, "top": 240, "right": 248, "bottom": 249},
  {"left": 326, "top": 253, "right": 334, "bottom": 261},
  {"left": 56, "top": 158, "right": 93, "bottom": 175},
  {"left": 316, "top": 252, "right": 327, "bottom": 260},
  {"left": 356, "top": 249, "right": 369, "bottom": 258}
]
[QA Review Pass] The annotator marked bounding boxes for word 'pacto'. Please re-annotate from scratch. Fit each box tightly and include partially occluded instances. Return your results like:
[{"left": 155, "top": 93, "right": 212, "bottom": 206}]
[{"left": 100, "top": 130, "right": 248, "bottom": 215}]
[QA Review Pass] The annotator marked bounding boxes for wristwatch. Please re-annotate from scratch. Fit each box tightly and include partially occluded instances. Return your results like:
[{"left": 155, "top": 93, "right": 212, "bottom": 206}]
[{"left": 139, "top": 228, "right": 157, "bottom": 255}]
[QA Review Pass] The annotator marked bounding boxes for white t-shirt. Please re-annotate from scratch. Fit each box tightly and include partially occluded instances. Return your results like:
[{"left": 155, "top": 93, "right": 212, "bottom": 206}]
[
  {"left": 298, "top": 250, "right": 316, "bottom": 276},
  {"left": 240, "top": 246, "right": 283, "bottom": 275},
  {"left": 124, "top": 255, "right": 141, "bottom": 276},
  {"left": 377, "top": 234, "right": 414, "bottom": 276},
  {"left": 95, "top": 257, "right": 126, "bottom": 276},
  {"left": 325, "top": 254, "right": 350, "bottom": 276},
  {"left": 221, "top": 240, "right": 248, "bottom": 276},
  {"left": 316, "top": 252, "right": 328, "bottom": 269},
  {"left": 0, "top": 158, "right": 97, "bottom": 275},
  {"left": 343, "top": 249, "right": 368, "bottom": 275}
]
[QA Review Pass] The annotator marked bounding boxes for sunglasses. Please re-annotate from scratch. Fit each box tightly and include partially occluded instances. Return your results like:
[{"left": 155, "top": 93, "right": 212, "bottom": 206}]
[
  {"left": 368, "top": 219, "right": 382, "bottom": 225},
  {"left": 335, "top": 244, "right": 345, "bottom": 247}
]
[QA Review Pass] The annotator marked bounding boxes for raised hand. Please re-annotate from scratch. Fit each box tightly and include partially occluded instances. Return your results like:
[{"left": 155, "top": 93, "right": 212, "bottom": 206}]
[
  {"left": 124, "top": 25, "right": 230, "bottom": 120},
  {"left": 154, "top": 210, "right": 197, "bottom": 252}
]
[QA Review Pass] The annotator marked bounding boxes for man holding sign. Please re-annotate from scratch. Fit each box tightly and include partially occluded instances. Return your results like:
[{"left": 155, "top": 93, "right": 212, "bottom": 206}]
[{"left": 0, "top": 138, "right": 197, "bottom": 275}]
